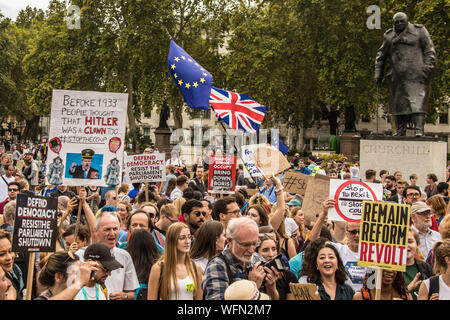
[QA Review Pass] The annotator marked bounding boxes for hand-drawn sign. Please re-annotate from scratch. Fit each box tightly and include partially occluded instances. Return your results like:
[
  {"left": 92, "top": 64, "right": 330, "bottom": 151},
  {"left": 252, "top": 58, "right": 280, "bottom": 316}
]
[
  {"left": 289, "top": 283, "right": 320, "bottom": 300},
  {"left": 283, "top": 171, "right": 311, "bottom": 196},
  {"left": 330, "top": 180, "right": 381, "bottom": 222}
]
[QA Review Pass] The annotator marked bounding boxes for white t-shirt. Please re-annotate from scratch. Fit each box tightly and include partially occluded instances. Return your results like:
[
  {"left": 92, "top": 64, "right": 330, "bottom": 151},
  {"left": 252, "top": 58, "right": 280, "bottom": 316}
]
[
  {"left": 76, "top": 246, "right": 139, "bottom": 299},
  {"left": 0, "top": 175, "right": 14, "bottom": 202},
  {"left": 169, "top": 276, "right": 195, "bottom": 300},
  {"left": 194, "top": 257, "right": 208, "bottom": 274},
  {"left": 424, "top": 276, "right": 450, "bottom": 300},
  {"left": 331, "top": 242, "right": 367, "bottom": 292},
  {"left": 284, "top": 218, "right": 298, "bottom": 237},
  {"left": 74, "top": 284, "right": 107, "bottom": 300}
]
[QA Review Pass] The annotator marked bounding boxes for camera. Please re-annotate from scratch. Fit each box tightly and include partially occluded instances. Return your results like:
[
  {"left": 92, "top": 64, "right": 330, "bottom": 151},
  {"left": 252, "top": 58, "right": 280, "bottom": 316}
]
[{"left": 262, "top": 254, "right": 289, "bottom": 272}]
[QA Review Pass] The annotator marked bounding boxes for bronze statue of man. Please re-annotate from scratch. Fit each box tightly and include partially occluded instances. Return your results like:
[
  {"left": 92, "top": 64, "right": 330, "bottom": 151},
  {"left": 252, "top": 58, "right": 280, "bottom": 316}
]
[{"left": 375, "top": 12, "right": 436, "bottom": 137}]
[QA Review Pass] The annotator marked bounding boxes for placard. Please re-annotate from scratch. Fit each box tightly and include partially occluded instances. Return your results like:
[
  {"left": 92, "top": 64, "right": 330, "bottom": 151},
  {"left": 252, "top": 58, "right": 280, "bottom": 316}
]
[
  {"left": 283, "top": 171, "right": 312, "bottom": 196},
  {"left": 46, "top": 90, "right": 128, "bottom": 186},
  {"left": 328, "top": 179, "right": 383, "bottom": 222},
  {"left": 208, "top": 155, "right": 236, "bottom": 194},
  {"left": 241, "top": 144, "right": 263, "bottom": 178},
  {"left": 350, "top": 166, "right": 360, "bottom": 181},
  {"left": 250, "top": 144, "right": 291, "bottom": 177},
  {"left": 302, "top": 174, "right": 330, "bottom": 222},
  {"left": 358, "top": 201, "right": 410, "bottom": 272},
  {"left": 11, "top": 193, "right": 58, "bottom": 252},
  {"left": 289, "top": 283, "right": 320, "bottom": 300},
  {"left": 124, "top": 153, "right": 166, "bottom": 183}
]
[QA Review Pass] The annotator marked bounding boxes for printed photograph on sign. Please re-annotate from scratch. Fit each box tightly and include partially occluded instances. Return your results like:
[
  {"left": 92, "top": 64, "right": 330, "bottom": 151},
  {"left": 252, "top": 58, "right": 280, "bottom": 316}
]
[
  {"left": 328, "top": 179, "right": 383, "bottom": 222},
  {"left": 65, "top": 151, "right": 103, "bottom": 180}
]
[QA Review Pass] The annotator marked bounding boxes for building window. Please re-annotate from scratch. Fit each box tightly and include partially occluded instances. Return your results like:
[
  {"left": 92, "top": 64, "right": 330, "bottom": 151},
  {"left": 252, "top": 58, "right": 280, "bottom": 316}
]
[
  {"left": 439, "top": 110, "right": 448, "bottom": 124},
  {"left": 143, "top": 127, "right": 151, "bottom": 139},
  {"left": 191, "top": 109, "right": 211, "bottom": 119}
]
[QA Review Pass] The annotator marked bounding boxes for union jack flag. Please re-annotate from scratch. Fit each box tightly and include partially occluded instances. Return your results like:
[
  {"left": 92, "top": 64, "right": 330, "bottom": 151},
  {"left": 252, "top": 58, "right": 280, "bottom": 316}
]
[{"left": 209, "top": 87, "right": 266, "bottom": 133}]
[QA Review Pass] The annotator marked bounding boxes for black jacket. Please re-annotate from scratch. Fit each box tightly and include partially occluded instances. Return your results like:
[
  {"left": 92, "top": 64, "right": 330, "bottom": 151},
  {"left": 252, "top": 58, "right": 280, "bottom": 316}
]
[{"left": 415, "top": 258, "right": 434, "bottom": 280}]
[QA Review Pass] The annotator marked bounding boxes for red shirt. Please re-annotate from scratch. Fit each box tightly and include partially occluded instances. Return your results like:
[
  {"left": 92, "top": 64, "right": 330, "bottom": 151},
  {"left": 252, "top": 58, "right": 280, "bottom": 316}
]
[{"left": 0, "top": 198, "right": 9, "bottom": 215}]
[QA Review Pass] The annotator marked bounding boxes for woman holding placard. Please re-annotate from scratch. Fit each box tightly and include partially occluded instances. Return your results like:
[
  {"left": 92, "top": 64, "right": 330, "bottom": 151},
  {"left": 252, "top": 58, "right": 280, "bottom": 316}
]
[{"left": 354, "top": 269, "right": 411, "bottom": 300}]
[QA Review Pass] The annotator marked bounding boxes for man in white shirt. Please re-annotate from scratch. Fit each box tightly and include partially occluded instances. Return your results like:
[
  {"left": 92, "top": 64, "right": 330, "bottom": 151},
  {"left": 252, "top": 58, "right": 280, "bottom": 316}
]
[
  {"left": 410, "top": 201, "right": 442, "bottom": 258},
  {"left": 76, "top": 211, "right": 139, "bottom": 300},
  {"left": 75, "top": 242, "right": 123, "bottom": 300},
  {"left": 0, "top": 165, "right": 15, "bottom": 202}
]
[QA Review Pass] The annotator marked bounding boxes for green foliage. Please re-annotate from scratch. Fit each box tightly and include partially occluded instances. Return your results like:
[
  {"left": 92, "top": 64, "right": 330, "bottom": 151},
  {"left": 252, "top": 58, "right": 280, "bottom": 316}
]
[
  {"left": 317, "top": 153, "right": 348, "bottom": 167},
  {"left": 125, "top": 129, "right": 153, "bottom": 154}
]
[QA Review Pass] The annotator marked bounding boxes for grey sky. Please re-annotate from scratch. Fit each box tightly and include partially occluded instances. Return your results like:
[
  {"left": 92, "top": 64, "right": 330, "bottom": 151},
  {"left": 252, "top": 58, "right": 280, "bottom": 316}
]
[{"left": 0, "top": 0, "right": 51, "bottom": 20}]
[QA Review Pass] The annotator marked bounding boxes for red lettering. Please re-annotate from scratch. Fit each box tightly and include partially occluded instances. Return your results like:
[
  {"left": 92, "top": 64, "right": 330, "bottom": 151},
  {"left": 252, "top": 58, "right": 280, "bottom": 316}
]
[
  {"left": 384, "top": 245, "right": 391, "bottom": 264},
  {"left": 376, "top": 244, "right": 384, "bottom": 263},
  {"left": 360, "top": 242, "right": 368, "bottom": 261},
  {"left": 112, "top": 117, "right": 118, "bottom": 126},
  {"left": 368, "top": 243, "right": 375, "bottom": 263},
  {"left": 398, "top": 246, "right": 405, "bottom": 266},
  {"left": 391, "top": 246, "right": 397, "bottom": 266}
]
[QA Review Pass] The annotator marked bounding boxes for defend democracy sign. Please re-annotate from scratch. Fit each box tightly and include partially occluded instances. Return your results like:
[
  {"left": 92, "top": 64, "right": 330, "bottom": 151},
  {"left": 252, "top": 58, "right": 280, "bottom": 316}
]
[
  {"left": 124, "top": 153, "right": 166, "bottom": 183},
  {"left": 46, "top": 90, "right": 128, "bottom": 187},
  {"left": 358, "top": 201, "right": 410, "bottom": 272},
  {"left": 12, "top": 193, "right": 58, "bottom": 252},
  {"left": 208, "top": 155, "right": 236, "bottom": 194}
]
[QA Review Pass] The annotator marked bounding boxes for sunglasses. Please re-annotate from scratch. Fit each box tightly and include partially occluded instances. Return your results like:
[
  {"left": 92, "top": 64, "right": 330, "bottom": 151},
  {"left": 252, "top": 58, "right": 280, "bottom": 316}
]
[
  {"left": 193, "top": 211, "right": 206, "bottom": 217},
  {"left": 347, "top": 230, "right": 360, "bottom": 235},
  {"left": 8, "top": 188, "right": 19, "bottom": 192}
]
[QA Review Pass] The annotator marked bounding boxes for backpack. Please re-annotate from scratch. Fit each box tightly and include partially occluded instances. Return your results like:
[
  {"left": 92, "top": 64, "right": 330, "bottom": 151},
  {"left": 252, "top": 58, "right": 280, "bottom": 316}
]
[{"left": 427, "top": 276, "right": 440, "bottom": 299}]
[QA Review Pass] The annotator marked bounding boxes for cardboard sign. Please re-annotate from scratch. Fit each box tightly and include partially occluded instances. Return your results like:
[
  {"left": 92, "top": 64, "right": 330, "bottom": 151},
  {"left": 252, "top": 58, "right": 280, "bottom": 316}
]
[
  {"left": 289, "top": 283, "right": 320, "bottom": 300},
  {"left": 250, "top": 144, "right": 291, "bottom": 177},
  {"left": 241, "top": 144, "right": 263, "bottom": 178},
  {"left": 302, "top": 174, "right": 331, "bottom": 222},
  {"left": 350, "top": 166, "right": 360, "bottom": 181},
  {"left": 46, "top": 90, "right": 128, "bottom": 186},
  {"left": 246, "top": 189, "right": 258, "bottom": 197},
  {"left": 124, "top": 153, "right": 166, "bottom": 183},
  {"left": 12, "top": 193, "right": 58, "bottom": 252},
  {"left": 283, "top": 171, "right": 312, "bottom": 196},
  {"left": 358, "top": 201, "right": 410, "bottom": 272},
  {"left": 328, "top": 179, "right": 383, "bottom": 222},
  {"left": 208, "top": 155, "right": 236, "bottom": 194}
]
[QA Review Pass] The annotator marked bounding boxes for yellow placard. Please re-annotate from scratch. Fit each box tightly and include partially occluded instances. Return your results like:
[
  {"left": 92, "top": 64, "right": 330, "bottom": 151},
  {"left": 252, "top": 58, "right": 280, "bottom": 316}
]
[{"left": 357, "top": 201, "right": 410, "bottom": 272}]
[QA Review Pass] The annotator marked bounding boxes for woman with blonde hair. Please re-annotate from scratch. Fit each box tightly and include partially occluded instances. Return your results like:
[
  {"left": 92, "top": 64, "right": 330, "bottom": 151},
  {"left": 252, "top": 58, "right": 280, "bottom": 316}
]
[
  {"left": 290, "top": 207, "right": 307, "bottom": 252},
  {"left": 147, "top": 222, "right": 202, "bottom": 300}
]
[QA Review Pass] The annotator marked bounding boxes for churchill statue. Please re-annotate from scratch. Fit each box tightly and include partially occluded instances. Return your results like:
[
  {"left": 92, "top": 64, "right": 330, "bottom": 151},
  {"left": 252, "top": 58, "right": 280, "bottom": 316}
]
[{"left": 375, "top": 12, "right": 436, "bottom": 137}]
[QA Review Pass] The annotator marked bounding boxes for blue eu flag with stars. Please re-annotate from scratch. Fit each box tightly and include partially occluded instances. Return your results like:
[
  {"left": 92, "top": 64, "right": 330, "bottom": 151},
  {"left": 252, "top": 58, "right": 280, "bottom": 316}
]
[
  {"left": 167, "top": 40, "right": 213, "bottom": 110},
  {"left": 271, "top": 128, "right": 289, "bottom": 156}
]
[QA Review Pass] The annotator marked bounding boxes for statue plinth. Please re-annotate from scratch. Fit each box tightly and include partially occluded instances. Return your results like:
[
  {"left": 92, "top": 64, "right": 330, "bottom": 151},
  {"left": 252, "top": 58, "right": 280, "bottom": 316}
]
[
  {"left": 154, "top": 127, "right": 172, "bottom": 160},
  {"left": 340, "top": 131, "right": 361, "bottom": 162}
]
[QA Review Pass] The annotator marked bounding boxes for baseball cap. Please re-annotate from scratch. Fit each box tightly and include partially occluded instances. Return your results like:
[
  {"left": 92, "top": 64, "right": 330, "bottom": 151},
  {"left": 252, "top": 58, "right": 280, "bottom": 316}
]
[
  {"left": 287, "top": 199, "right": 302, "bottom": 207},
  {"left": 411, "top": 201, "right": 431, "bottom": 215},
  {"left": 84, "top": 243, "right": 123, "bottom": 271},
  {"left": 315, "top": 158, "right": 324, "bottom": 164},
  {"left": 224, "top": 280, "right": 270, "bottom": 300}
]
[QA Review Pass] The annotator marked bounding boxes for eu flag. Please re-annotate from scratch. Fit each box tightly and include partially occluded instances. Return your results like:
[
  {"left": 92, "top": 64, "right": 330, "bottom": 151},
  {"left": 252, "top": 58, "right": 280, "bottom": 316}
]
[
  {"left": 167, "top": 40, "right": 213, "bottom": 110},
  {"left": 271, "top": 128, "right": 289, "bottom": 156}
]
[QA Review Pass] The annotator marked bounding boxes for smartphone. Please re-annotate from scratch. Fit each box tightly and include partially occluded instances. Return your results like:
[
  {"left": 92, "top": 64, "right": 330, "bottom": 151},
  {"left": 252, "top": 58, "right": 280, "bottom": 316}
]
[{"left": 262, "top": 254, "right": 289, "bottom": 272}]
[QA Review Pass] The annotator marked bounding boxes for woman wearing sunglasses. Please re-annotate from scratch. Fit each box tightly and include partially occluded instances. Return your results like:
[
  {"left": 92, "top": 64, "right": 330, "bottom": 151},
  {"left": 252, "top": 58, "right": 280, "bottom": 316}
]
[{"left": 147, "top": 222, "right": 203, "bottom": 300}]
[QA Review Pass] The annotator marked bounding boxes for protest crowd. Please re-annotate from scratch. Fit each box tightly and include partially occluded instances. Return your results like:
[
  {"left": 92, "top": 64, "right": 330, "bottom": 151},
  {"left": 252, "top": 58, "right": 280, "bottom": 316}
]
[{"left": 0, "top": 141, "right": 449, "bottom": 301}]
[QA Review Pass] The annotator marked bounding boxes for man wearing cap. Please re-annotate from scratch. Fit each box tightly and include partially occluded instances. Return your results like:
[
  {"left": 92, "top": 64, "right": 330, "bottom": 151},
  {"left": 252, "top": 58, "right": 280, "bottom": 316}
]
[
  {"left": 410, "top": 201, "right": 441, "bottom": 258},
  {"left": 69, "top": 149, "right": 99, "bottom": 179},
  {"left": 76, "top": 211, "right": 139, "bottom": 300},
  {"left": 74, "top": 242, "right": 123, "bottom": 300}
]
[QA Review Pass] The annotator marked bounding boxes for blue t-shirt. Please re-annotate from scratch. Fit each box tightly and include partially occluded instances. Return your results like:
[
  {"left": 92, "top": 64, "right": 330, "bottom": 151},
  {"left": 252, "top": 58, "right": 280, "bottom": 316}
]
[{"left": 289, "top": 252, "right": 304, "bottom": 279}]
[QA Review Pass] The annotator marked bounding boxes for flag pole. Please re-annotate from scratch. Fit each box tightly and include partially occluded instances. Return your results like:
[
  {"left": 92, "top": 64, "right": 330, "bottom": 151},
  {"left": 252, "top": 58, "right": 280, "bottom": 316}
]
[{"left": 209, "top": 105, "right": 263, "bottom": 195}]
